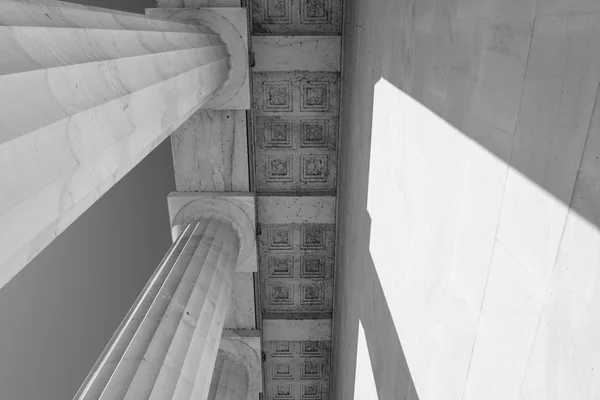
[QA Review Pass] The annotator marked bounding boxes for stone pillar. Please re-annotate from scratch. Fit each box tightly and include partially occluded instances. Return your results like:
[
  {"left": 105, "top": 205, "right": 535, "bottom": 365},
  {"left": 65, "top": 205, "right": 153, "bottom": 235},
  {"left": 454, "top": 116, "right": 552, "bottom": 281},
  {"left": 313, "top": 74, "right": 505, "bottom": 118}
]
[
  {"left": 0, "top": 0, "right": 247, "bottom": 289},
  {"left": 74, "top": 214, "right": 240, "bottom": 400},
  {"left": 208, "top": 355, "right": 249, "bottom": 400}
]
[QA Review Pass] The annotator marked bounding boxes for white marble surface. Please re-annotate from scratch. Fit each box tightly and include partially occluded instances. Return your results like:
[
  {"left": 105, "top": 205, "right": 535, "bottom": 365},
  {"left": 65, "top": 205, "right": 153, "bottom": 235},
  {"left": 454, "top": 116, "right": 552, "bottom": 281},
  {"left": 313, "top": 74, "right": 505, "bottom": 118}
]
[
  {"left": 172, "top": 110, "right": 249, "bottom": 192},
  {"left": 74, "top": 217, "right": 240, "bottom": 400},
  {"left": 146, "top": 7, "right": 250, "bottom": 110},
  {"left": 252, "top": 36, "right": 341, "bottom": 72},
  {"left": 257, "top": 196, "right": 336, "bottom": 224},
  {"left": 217, "top": 334, "right": 262, "bottom": 400},
  {"left": 333, "top": 0, "right": 600, "bottom": 398},
  {"left": 0, "top": 0, "right": 233, "bottom": 290},
  {"left": 263, "top": 319, "right": 331, "bottom": 341}
]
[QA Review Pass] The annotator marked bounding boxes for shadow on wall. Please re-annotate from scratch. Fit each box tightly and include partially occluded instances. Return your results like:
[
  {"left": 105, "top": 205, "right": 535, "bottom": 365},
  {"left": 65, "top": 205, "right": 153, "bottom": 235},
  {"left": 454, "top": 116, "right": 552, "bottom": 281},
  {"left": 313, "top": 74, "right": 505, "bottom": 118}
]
[
  {"left": 376, "top": 0, "right": 600, "bottom": 233},
  {"left": 334, "top": 0, "right": 600, "bottom": 398},
  {"left": 357, "top": 215, "right": 420, "bottom": 400}
]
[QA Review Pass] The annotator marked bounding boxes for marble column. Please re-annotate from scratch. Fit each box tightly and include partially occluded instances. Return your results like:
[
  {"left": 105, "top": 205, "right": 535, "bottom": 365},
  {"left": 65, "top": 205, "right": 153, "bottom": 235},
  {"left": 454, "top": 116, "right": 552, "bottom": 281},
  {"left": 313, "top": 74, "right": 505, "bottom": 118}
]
[
  {"left": 74, "top": 214, "right": 240, "bottom": 400},
  {"left": 0, "top": 0, "right": 245, "bottom": 289},
  {"left": 208, "top": 355, "right": 249, "bottom": 400}
]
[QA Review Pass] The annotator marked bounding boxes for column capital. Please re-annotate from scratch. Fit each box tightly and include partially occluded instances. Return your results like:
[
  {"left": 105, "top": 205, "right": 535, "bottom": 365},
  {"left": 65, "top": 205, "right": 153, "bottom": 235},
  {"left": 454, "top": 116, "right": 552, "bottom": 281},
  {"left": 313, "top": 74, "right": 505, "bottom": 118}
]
[
  {"left": 146, "top": 7, "right": 250, "bottom": 110},
  {"left": 219, "top": 331, "right": 263, "bottom": 400},
  {"left": 167, "top": 192, "right": 257, "bottom": 272}
]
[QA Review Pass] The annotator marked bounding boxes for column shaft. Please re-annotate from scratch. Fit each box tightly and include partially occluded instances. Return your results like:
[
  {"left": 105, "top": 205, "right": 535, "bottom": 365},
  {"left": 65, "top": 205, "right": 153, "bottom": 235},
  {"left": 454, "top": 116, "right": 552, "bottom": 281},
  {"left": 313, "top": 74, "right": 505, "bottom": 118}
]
[
  {"left": 74, "top": 214, "right": 240, "bottom": 400},
  {"left": 0, "top": 0, "right": 232, "bottom": 289}
]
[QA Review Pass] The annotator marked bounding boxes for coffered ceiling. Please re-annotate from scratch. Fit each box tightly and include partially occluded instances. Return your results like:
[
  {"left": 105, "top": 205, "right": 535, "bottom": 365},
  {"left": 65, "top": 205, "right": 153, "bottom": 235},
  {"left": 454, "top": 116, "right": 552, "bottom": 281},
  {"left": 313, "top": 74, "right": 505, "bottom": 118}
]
[{"left": 249, "top": 1, "right": 342, "bottom": 399}]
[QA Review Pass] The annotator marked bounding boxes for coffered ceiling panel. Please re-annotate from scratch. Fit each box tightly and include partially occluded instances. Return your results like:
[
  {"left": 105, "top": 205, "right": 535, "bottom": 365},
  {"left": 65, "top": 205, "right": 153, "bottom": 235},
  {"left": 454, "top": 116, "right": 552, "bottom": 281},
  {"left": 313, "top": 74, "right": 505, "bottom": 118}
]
[
  {"left": 251, "top": 0, "right": 341, "bottom": 35},
  {"left": 259, "top": 223, "right": 335, "bottom": 314},
  {"left": 253, "top": 72, "right": 339, "bottom": 193},
  {"left": 257, "top": 196, "right": 335, "bottom": 318},
  {"left": 264, "top": 340, "right": 331, "bottom": 400}
]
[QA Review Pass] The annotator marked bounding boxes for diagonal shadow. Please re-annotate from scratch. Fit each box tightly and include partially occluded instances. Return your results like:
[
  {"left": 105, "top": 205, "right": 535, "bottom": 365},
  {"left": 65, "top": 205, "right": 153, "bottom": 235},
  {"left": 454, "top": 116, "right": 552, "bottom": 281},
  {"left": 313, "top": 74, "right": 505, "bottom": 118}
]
[
  {"left": 333, "top": 0, "right": 600, "bottom": 398},
  {"left": 375, "top": 0, "right": 600, "bottom": 232}
]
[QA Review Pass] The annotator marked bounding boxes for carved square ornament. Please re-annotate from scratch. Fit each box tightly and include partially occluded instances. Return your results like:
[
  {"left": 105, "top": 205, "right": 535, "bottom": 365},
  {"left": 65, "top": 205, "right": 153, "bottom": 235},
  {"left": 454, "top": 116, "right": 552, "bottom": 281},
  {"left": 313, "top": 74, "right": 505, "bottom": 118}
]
[
  {"left": 265, "top": 81, "right": 293, "bottom": 112},
  {"left": 270, "top": 256, "right": 294, "bottom": 278},
  {"left": 301, "top": 225, "right": 327, "bottom": 250},
  {"left": 301, "top": 120, "right": 328, "bottom": 148},
  {"left": 301, "top": 256, "right": 326, "bottom": 278},
  {"left": 301, "top": 0, "right": 330, "bottom": 23},
  {"left": 268, "top": 225, "right": 293, "bottom": 249},
  {"left": 301, "top": 360, "right": 322, "bottom": 379},
  {"left": 265, "top": 119, "right": 293, "bottom": 148},
  {"left": 267, "top": 155, "right": 294, "bottom": 182},
  {"left": 264, "top": 0, "right": 292, "bottom": 23},
  {"left": 276, "top": 383, "right": 294, "bottom": 398},
  {"left": 301, "top": 341, "right": 323, "bottom": 357},
  {"left": 301, "top": 81, "right": 329, "bottom": 112},
  {"left": 300, "top": 155, "right": 328, "bottom": 183},
  {"left": 302, "top": 382, "right": 322, "bottom": 399},
  {"left": 269, "top": 284, "right": 294, "bottom": 305},
  {"left": 274, "top": 340, "right": 293, "bottom": 357},
  {"left": 300, "top": 284, "right": 324, "bottom": 305},
  {"left": 273, "top": 362, "right": 294, "bottom": 379}
]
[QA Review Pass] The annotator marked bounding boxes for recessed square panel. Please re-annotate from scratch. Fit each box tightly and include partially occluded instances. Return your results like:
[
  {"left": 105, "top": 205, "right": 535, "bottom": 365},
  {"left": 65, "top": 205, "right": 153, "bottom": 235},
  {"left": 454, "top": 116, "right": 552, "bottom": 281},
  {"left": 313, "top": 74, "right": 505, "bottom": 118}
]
[
  {"left": 300, "top": 119, "right": 328, "bottom": 148},
  {"left": 301, "top": 340, "right": 323, "bottom": 357},
  {"left": 273, "top": 340, "right": 293, "bottom": 357},
  {"left": 301, "top": 0, "right": 330, "bottom": 23},
  {"left": 300, "top": 255, "right": 326, "bottom": 278},
  {"left": 267, "top": 155, "right": 293, "bottom": 182},
  {"left": 301, "top": 81, "right": 329, "bottom": 112},
  {"left": 273, "top": 362, "right": 294, "bottom": 380},
  {"left": 268, "top": 225, "right": 293, "bottom": 250},
  {"left": 300, "top": 284, "right": 324, "bottom": 306},
  {"left": 269, "top": 255, "right": 294, "bottom": 278},
  {"left": 301, "top": 383, "right": 322, "bottom": 399},
  {"left": 300, "top": 155, "right": 328, "bottom": 183},
  {"left": 301, "top": 360, "right": 323, "bottom": 380},
  {"left": 265, "top": 81, "right": 293, "bottom": 112},
  {"left": 264, "top": 0, "right": 292, "bottom": 23},
  {"left": 265, "top": 119, "right": 293, "bottom": 148},
  {"left": 269, "top": 284, "right": 294, "bottom": 305},
  {"left": 301, "top": 225, "right": 327, "bottom": 250},
  {"left": 275, "top": 383, "right": 294, "bottom": 399}
]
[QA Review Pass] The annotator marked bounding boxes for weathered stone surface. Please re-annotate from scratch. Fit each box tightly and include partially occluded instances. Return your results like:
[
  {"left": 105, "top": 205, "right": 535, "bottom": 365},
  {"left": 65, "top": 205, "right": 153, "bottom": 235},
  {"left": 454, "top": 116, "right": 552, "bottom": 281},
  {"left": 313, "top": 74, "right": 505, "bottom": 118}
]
[
  {"left": 252, "top": 72, "right": 339, "bottom": 193},
  {"left": 251, "top": 0, "right": 342, "bottom": 35},
  {"left": 263, "top": 340, "right": 331, "bottom": 400}
]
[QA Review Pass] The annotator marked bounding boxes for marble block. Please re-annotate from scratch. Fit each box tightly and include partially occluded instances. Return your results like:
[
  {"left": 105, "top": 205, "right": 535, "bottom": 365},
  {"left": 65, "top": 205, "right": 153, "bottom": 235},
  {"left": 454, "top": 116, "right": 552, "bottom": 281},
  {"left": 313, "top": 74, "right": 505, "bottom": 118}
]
[{"left": 171, "top": 109, "right": 250, "bottom": 192}]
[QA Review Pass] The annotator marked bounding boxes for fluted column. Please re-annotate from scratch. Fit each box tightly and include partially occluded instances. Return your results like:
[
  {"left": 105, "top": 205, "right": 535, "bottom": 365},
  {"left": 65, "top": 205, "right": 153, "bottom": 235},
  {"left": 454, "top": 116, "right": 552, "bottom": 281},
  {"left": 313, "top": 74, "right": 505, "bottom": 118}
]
[
  {"left": 0, "top": 0, "right": 246, "bottom": 289},
  {"left": 208, "top": 355, "right": 249, "bottom": 400},
  {"left": 74, "top": 214, "right": 240, "bottom": 400}
]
